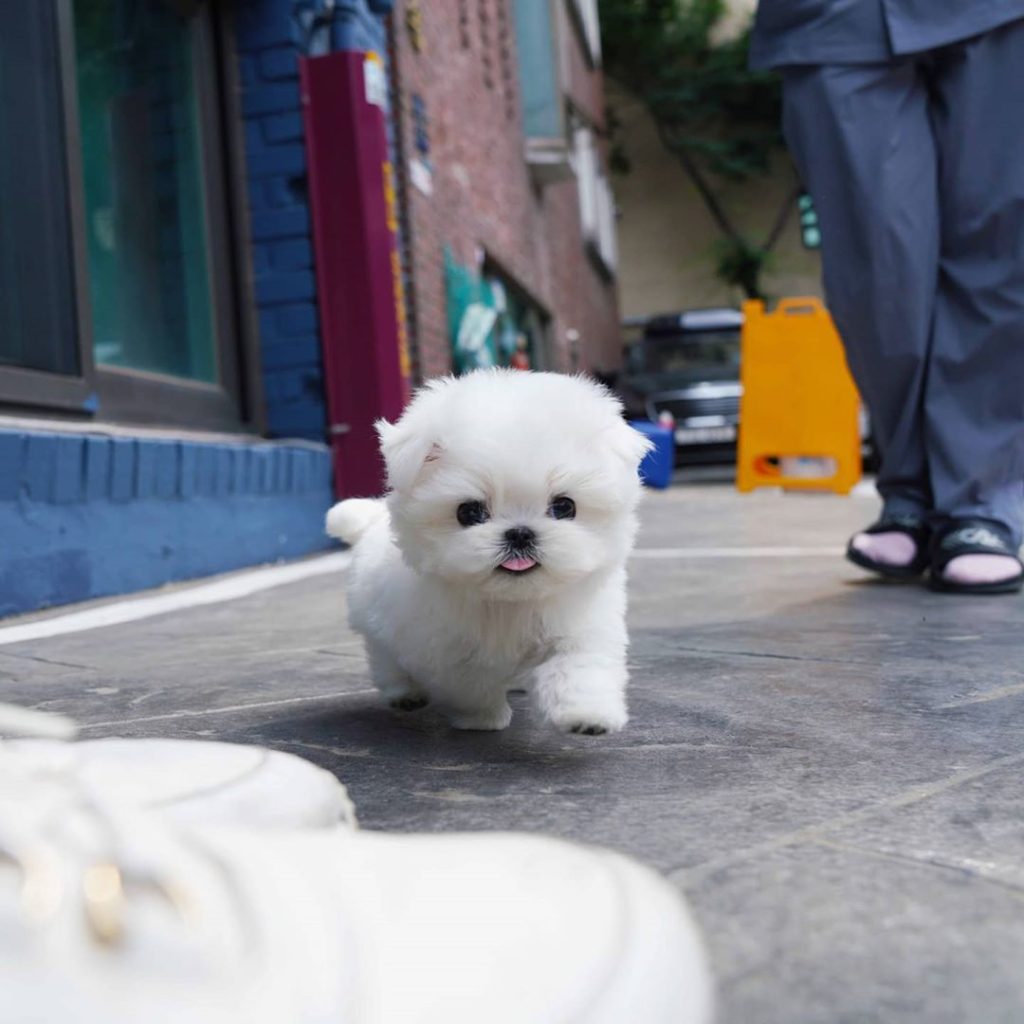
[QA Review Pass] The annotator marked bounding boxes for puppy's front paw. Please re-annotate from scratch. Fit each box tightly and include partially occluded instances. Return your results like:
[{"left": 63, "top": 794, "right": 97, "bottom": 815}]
[
  {"left": 550, "top": 701, "right": 627, "bottom": 736},
  {"left": 447, "top": 703, "right": 513, "bottom": 732}
]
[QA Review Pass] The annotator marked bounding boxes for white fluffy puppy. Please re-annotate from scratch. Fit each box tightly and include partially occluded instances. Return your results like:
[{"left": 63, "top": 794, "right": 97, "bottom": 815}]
[{"left": 326, "top": 369, "right": 651, "bottom": 734}]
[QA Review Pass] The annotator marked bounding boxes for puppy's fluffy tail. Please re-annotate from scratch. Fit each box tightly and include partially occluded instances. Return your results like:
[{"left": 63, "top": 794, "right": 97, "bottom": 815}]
[{"left": 325, "top": 498, "right": 388, "bottom": 545}]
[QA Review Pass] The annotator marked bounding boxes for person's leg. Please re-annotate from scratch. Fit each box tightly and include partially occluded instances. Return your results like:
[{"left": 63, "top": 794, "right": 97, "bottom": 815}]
[
  {"left": 923, "top": 20, "right": 1024, "bottom": 588},
  {"left": 782, "top": 61, "right": 939, "bottom": 571}
]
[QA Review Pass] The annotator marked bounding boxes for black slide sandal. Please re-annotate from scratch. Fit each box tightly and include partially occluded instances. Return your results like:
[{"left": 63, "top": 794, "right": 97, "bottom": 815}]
[
  {"left": 845, "top": 514, "right": 931, "bottom": 580},
  {"left": 929, "top": 520, "right": 1024, "bottom": 595}
]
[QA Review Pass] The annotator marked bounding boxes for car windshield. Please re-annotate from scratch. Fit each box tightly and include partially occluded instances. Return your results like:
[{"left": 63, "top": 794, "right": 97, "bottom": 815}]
[{"left": 628, "top": 330, "right": 741, "bottom": 375}]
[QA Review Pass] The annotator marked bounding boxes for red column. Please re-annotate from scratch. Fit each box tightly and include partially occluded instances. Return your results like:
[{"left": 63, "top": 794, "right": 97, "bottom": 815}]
[{"left": 301, "top": 51, "right": 411, "bottom": 498}]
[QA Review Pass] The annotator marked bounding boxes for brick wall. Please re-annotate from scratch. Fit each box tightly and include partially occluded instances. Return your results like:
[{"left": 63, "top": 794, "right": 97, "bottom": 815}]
[
  {"left": 557, "top": 1, "right": 604, "bottom": 126},
  {"left": 391, "top": 0, "right": 620, "bottom": 380},
  {"left": 232, "top": 0, "right": 390, "bottom": 440}
]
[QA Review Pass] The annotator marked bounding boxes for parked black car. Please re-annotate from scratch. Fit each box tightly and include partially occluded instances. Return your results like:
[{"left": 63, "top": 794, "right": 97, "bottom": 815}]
[{"left": 615, "top": 308, "right": 744, "bottom": 466}]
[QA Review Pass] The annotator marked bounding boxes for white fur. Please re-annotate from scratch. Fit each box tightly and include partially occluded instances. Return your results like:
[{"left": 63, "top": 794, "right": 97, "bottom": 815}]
[
  {"left": 328, "top": 369, "right": 652, "bottom": 734},
  {"left": 325, "top": 498, "right": 387, "bottom": 545}
]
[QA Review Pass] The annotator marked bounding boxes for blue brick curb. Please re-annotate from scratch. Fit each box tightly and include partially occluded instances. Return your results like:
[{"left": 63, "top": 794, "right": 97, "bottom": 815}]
[{"left": 0, "top": 429, "right": 335, "bottom": 618}]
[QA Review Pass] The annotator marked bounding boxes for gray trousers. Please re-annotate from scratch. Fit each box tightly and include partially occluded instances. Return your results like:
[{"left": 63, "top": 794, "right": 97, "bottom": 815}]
[{"left": 781, "top": 19, "right": 1024, "bottom": 543}]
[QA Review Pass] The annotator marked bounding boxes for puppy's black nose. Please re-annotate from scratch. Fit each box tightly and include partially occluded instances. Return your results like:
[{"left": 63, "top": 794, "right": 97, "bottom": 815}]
[{"left": 504, "top": 526, "right": 536, "bottom": 549}]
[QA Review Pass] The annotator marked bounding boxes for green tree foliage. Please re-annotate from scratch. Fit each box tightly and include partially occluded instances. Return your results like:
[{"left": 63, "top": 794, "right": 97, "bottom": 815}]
[{"left": 600, "top": 0, "right": 798, "bottom": 299}]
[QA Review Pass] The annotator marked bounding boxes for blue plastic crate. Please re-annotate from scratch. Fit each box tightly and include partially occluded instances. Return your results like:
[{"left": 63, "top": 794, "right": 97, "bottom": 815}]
[{"left": 629, "top": 420, "right": 673, "bottom": 489}]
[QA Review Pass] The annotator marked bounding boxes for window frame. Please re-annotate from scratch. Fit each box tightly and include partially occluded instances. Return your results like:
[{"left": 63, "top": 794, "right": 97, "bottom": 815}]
[
  {"left": 0, "top": 0, "right": 254, "bottom": 434},
  {"left": 566, "top": 0, "right": 601, "bottom": 69},
  {"left": 0, "top": 1, "right": 95, "bottom": 414},
  {"left": 571, "top": 118, "right": 617, "bottom": 278}
]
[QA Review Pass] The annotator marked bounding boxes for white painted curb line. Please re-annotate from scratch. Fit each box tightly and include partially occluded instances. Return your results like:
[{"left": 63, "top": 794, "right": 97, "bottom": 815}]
[{"left": 0, "top": 552, "right": 352, "bottom": 647}]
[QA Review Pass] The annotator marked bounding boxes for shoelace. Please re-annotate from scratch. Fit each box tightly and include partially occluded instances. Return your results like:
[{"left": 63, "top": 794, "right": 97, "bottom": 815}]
[
  {"left": 0, "top": 787, "right": 198, "bottom": 946},
  {"left": 0, "top": 703, "right": 233, "bottom": 952},
  {"left": 0, "top": 699, "right": 359, "bottom": 971}
]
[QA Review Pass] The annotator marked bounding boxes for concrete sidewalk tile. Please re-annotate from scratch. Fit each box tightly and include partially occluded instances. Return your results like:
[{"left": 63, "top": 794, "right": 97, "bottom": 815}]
[{"left": 2, "top": 484, "right": 1022, "bottom": 1023}]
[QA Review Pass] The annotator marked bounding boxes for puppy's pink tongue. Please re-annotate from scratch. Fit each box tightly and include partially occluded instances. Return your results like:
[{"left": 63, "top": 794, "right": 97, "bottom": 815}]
[{"left": 501, "top": 556, "right": 537, "bottom": 572}]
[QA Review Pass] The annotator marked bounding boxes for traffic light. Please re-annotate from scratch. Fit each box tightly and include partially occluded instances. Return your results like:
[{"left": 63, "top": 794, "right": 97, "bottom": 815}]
[{"left": 798, "top": 192, "right": 821, "bottom": 250}]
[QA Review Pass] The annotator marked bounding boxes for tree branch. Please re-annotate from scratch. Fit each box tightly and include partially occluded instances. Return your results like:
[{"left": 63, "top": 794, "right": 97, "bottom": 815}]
[
  {"left": 657, "top": 124, "right": 743, "bottom": 244},
  {"left": 760, "top": 181, "right": 801, "bottom": 254}
]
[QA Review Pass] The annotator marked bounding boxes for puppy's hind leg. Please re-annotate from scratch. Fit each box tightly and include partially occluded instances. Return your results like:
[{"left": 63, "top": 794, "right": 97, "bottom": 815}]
[
  {"left": 441, "top": 679, "right": 513, "bottom": 731},
  {"left": 365, "top": 641, "right": 429, "bottom": 712},
  {"left": 446, "top": 700, "right": 513, "bottom": 732}
]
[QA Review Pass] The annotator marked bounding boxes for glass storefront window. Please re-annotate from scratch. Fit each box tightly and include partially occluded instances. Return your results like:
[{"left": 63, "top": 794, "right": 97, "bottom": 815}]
[
  {"left": 0, "top": 5, "right": 81, "bottom": 377},
  {"left": 72, "top": 0, "right": 216, "bottom": 383}
]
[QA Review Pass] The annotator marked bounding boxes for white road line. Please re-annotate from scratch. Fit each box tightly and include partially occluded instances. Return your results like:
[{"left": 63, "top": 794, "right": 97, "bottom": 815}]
[
  {"left": 79, "top": 688, "right": 378, "bottom": 731},
  {"left": 631, "top": 547, "right": 840, "bottom": 559},
  {"left": 0, "top": 545, "right": 842, "bottom": 646},
  {"left": 0, "top": 552, "right": 351, "bottom": 647}
]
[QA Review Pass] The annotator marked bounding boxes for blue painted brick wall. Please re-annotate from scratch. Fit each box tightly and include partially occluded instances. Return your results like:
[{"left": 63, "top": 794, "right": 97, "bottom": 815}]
[
  {"left": 0, "top": 429, "right": 333, "bottom": 617},
  {"left": 233, "top": 0, "right": 389, "bottom": 443}
]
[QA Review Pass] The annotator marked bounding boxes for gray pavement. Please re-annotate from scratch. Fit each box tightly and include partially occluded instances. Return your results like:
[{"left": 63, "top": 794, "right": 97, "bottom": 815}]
[{"left": 3, "top": 482, "right": 1023, "bottom": 1023}]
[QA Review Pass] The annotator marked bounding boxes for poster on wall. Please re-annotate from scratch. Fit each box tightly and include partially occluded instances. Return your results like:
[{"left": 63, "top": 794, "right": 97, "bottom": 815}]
[{"left": 444, "top": 249, "right": 544, "bottom": 374}]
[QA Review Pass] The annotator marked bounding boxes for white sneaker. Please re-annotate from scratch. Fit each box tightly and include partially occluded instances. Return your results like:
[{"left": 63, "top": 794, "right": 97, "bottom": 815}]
[
  {"left": 0, "top": 706, "right": 713, "bottom": 1023},
  {"left": 1, "top": 704, "right": 355, "bottom": 830},
  {"left": 7, "top": 738, "right": 356, "bottom": 830},
  {"left": 302, "top": 829, "right": 714, "bottom": 1023}
]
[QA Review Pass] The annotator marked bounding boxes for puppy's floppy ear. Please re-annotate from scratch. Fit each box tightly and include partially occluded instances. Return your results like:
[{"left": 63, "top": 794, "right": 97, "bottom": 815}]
[
  {"left": 376, "top": 418, "right": 443, "bottom": 493},
  {"left": 602, "top": 419, "right": 654, "bottom": 469}
]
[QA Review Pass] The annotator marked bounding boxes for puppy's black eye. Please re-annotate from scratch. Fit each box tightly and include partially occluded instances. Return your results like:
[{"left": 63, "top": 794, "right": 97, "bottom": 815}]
[
  {"left": 548, "top": 496, "right": 576, "bottom": 520},
  {"left": 456, "top": 501, "right": 489, "bottom": 527}
]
